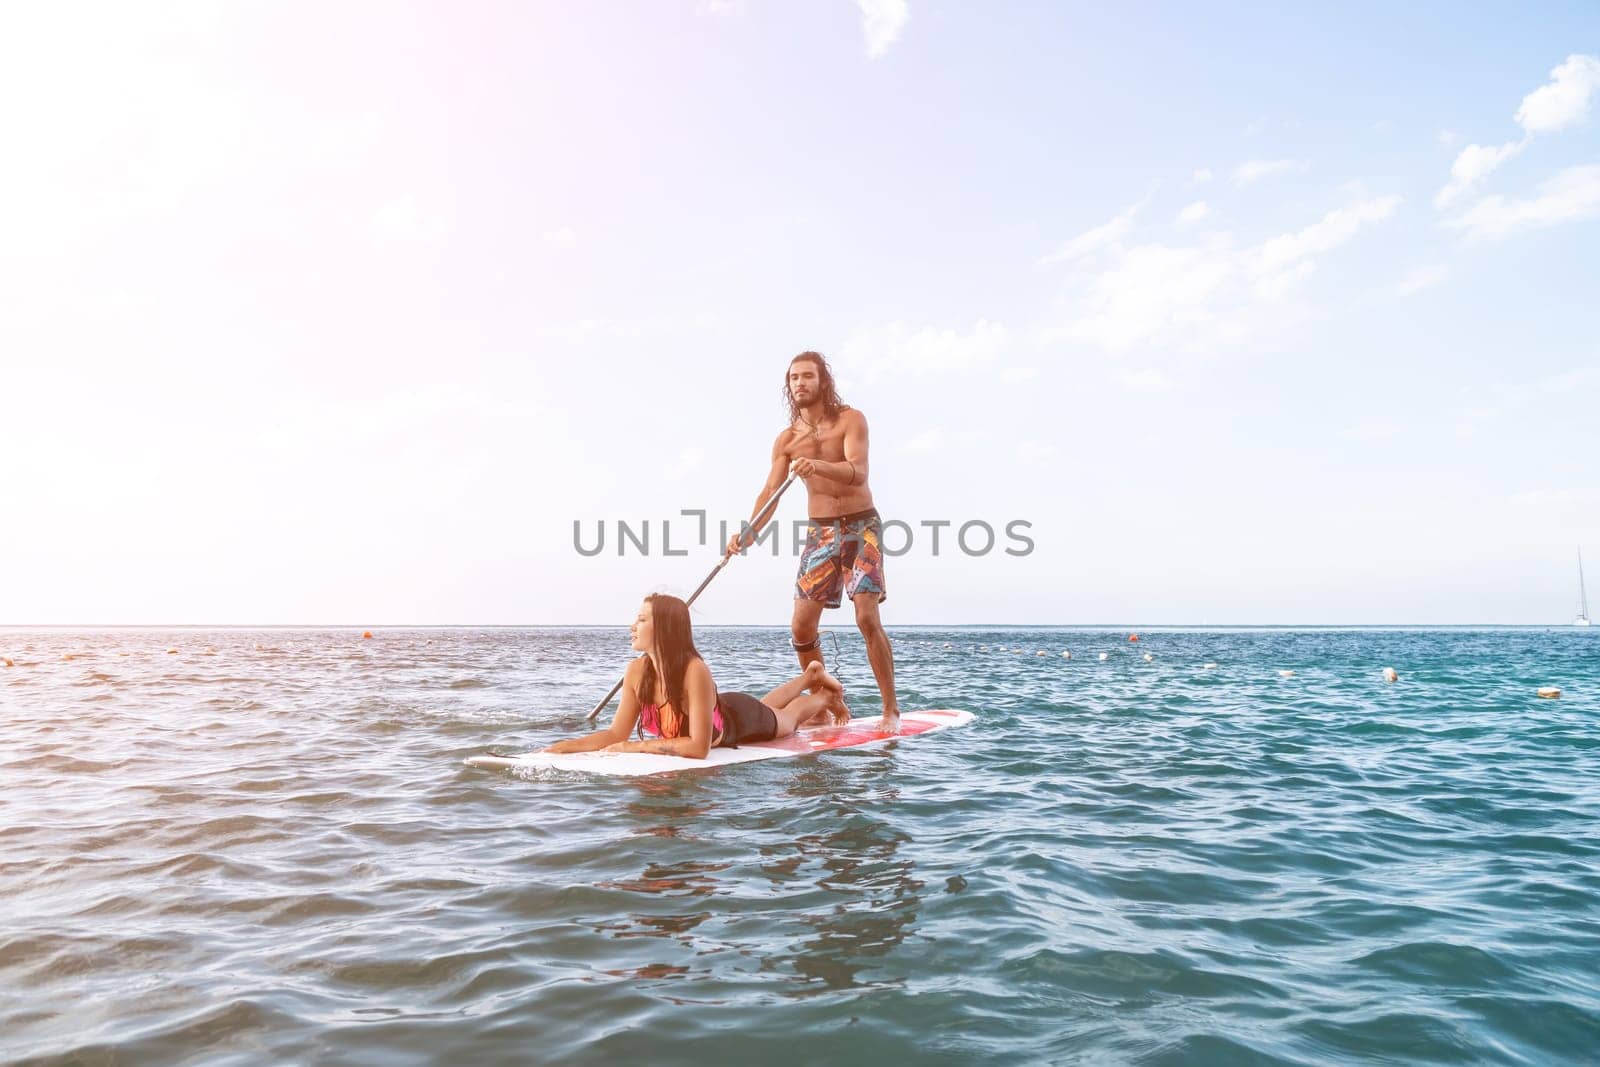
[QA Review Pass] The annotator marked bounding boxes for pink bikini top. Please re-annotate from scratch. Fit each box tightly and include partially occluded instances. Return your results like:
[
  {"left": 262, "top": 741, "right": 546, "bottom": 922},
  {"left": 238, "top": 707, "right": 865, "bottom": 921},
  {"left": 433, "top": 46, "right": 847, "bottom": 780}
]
[{"left": 639, "top": 701, "right": 725, "bottom": 743}]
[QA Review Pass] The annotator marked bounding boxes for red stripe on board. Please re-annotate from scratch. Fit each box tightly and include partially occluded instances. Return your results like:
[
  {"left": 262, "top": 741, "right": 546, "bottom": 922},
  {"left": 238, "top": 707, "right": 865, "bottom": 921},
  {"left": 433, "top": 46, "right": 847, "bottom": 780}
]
[{"left": 744, "top": 715, "right": 943, "bottom": 754}]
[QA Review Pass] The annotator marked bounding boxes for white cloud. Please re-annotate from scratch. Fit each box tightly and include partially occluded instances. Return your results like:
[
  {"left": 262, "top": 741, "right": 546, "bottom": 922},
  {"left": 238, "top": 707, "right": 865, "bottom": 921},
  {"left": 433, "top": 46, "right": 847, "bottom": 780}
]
[
  {"left": 1053, "top": 239, "right": 1236, "bottom": 352},
  {"left": 1434, "top": 139, "right": 1526, "bottom": 209},
  {"left": 1231, "top": 158, "right": 1308, "bottom": 185},
  {"left": 1115, "top": 368, "right": 1175, "bottom": 392},
  {"left": 1253, "top": 195, "right": 1400, "bottom": 279},
  {"left": 1039, "top": 198, "right": 1144, "bottom": 267},
  {"left": 1396, "top": 264, "right": 1449, "bottom": 296},
  {"left": 695, "top": 0, "right": 744, "bottom": 14},
  {"left": 1191, "top": 168, "right": 1213, "bottom": 185},
  {"left": 1045, "top": 194, "right": 1400, "bottom": 354},
  {"left": 1515, "top": 54, "right": 1600, "bottom": 135},
  {"left": 541, "top": 226, "right": 577, "bottom": 247},
  {"left": 1000, "top": 366, "right": 1038, "bottom": 384},
  {"left": 1433, "top": 55, "right": 1600, "bottom": 214},
  {"left": 838, "top": 319, "right": 1008, "bottom": 383},
  {"left": 1437, "top": 129, "right": 1460, "bottom": 147},
  {"left": 1446, "top": 164, "right": 1600, "bottom": 242},
  {"left": 1175, "top": 200, "right": 1210, "bottom": 227},
  {"left": 856, "top": 0, "right": 909, "bottom": 59}
]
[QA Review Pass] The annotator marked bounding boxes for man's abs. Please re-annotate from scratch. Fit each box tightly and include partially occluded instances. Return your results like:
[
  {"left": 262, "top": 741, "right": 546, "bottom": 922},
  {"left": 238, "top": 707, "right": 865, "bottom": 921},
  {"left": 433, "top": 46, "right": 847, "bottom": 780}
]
[{"left": 805, "top": 483, "right": 873, "bottom": 518}]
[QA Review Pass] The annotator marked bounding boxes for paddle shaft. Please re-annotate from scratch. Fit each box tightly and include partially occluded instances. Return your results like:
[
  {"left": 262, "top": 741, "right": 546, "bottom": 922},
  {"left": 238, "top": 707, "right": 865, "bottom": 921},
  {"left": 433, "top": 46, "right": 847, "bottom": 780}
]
[{"left": 584, "top": 472, "right": 799, "bottom": 722}]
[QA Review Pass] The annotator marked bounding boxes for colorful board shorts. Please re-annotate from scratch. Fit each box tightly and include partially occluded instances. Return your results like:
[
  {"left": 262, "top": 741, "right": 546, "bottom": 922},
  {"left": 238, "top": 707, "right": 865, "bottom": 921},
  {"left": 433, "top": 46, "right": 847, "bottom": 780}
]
[{"left": 795, "top": 507, "right": 886, "bottom": 608}]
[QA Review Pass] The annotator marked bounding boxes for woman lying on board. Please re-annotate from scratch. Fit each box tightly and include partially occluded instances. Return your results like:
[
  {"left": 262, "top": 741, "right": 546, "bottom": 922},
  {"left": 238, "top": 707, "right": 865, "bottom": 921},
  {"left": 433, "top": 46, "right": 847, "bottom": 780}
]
[{"left": 542, "top": 593, "right": 850, "bottom": 759}]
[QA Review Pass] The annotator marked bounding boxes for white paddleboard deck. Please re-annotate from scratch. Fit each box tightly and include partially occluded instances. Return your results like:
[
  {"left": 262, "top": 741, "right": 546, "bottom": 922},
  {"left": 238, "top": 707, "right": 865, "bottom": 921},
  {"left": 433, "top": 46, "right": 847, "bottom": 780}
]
[{"left": 466, "top": 708, "right": 972, "bottom": 777}]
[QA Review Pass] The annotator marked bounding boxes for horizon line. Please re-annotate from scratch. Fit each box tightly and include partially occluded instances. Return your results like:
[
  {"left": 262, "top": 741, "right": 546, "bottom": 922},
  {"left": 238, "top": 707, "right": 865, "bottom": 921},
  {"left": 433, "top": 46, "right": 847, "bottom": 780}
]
[{"left": 1, "top": 622, "right": 1591, "bottom": 630}]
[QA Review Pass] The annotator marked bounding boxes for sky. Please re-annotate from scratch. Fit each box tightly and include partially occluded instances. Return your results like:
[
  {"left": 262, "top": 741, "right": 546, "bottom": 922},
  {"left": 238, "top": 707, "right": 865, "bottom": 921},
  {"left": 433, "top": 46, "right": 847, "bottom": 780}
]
[{"left": 2, "top": 1, "right": 1598, "bottom": 626}]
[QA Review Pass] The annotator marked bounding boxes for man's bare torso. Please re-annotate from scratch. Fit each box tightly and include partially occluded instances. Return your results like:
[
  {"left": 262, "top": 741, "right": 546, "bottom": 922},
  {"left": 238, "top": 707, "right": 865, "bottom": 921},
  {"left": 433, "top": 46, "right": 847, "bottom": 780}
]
[{"left": 780, "top": 408, "right": 874, "bottom": 518}]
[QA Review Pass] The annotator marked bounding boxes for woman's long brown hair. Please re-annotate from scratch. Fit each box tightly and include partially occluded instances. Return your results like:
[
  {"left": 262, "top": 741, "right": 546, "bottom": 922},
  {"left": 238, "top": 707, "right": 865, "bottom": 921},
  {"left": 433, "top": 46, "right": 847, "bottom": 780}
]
[{"left": 637, "top": 593, "right": 702, "bottom": 739}]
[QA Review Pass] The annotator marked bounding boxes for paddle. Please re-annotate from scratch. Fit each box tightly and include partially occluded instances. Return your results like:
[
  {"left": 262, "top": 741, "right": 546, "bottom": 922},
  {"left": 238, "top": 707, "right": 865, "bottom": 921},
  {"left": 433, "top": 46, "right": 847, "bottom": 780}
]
[{"left": 583, "top": 472, "right": 800, "bottom": 723}]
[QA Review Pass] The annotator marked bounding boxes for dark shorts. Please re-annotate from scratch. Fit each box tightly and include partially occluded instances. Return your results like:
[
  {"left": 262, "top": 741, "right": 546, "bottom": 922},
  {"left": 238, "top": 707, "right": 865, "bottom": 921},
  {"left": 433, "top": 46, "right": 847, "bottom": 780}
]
[
  {"left": 795, "top": 507, "right": 887, "bottom": 609},
  {"left": 716, "top": 691, "right": 777, "bottom": 747}
]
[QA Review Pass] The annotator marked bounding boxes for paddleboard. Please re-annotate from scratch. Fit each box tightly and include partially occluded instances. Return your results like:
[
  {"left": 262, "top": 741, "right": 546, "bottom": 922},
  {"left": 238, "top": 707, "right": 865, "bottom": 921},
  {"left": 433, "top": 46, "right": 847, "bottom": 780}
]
[{"left": 465, "top": 708, "right": 973, "bottom": 777}]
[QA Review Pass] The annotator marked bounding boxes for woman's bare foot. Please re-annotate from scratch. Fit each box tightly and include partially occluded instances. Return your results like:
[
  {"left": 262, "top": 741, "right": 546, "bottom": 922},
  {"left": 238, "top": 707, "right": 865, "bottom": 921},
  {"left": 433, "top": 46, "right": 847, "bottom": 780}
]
[
  {"left": 801, "top": 661, "right": 828, "bottom": 690},
  {"left": 814, "top": 668, "right": 851, "bottom": 725},
  {"left": 797, "top": 662, "right": 851, "bottom": 725}
]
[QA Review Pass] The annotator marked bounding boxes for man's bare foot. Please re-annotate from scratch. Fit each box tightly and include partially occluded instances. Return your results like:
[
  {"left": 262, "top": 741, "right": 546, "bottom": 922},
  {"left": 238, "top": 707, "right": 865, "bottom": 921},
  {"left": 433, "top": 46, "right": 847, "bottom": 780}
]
[{"left": 877, "top": 708, "right": 901, "bottom": 734}]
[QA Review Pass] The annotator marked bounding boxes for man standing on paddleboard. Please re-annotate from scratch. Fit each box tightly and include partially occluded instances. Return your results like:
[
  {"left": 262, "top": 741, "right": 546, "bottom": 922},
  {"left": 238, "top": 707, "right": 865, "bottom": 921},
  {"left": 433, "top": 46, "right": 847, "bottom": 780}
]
[{"left": 727, "top": 351, "right": 901, "bottom": 733}]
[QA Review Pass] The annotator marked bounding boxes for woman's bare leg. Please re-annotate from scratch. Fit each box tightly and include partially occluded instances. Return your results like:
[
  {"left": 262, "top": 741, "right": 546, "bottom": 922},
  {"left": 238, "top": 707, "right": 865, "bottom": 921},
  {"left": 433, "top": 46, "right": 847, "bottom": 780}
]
[
  {"left": 769, "top": 691, "right": 836, "bottom": 738},
  {"left": 758, "top": 662, "right": 818, "bottom": 710},
  {"left": 764, "top": 662, "right": 850, "bottom": 729}
]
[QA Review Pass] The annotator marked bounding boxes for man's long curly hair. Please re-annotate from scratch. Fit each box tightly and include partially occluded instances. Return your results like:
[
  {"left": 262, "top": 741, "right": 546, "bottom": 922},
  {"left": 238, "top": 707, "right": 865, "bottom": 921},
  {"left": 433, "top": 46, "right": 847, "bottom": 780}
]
[
  {"left": 636, "top": 593, "right": 703, "bottom": 740},
  {"left": 783, "top": 351, "right": 848, "bottom": 425}
]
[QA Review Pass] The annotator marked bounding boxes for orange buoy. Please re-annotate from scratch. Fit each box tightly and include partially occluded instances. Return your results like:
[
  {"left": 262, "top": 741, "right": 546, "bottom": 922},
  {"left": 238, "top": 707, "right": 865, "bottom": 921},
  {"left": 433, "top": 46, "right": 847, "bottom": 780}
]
[
  {"left": 1128, "top": 633, "right": 1139, "bottom": 642},
  {"left": 166, "top": 648, "right": 179, "bottom": 654},
  {"left": 363, "top": 630, "right": 374, "bottom": 639},
  {"left": 3, "top": 657, "right": 13, "bottom": 667}
]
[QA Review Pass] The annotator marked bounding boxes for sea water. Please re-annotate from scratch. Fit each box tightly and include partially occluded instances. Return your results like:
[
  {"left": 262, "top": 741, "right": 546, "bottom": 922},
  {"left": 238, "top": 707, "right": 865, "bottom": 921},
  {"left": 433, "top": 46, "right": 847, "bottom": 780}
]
[{"left": 2, "top": 627, "right": 1597, "bottom": 1064}]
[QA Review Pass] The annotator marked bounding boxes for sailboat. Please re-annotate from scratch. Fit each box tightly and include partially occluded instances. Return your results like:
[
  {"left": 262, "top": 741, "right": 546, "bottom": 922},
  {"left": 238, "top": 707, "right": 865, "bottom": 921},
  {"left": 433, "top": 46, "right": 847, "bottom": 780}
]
[{"left": 1578, "top": 549, "right": 1593, "bottom": 627}]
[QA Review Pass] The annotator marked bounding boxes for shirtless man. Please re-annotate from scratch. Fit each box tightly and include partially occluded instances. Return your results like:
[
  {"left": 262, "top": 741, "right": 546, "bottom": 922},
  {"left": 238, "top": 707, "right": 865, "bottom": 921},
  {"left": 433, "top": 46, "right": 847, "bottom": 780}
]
[{"left": 726, "top": 351, "right": 900, "bottom": 733}]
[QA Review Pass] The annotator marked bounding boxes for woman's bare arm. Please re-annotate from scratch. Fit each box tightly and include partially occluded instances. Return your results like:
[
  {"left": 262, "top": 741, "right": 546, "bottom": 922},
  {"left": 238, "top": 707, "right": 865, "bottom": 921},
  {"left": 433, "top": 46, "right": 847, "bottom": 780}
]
[
  {"left": 542, "top": 658, "right": 646, "bottom": 753},
  {"left": 604, "top": 659, "right": 716, "bottom": 759}
]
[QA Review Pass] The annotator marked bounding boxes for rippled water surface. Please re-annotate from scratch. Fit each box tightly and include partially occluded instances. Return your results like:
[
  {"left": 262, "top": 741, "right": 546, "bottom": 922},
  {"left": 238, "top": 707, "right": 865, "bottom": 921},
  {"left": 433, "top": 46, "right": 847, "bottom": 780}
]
[{"left": 3, "top": 626, "right": 1598, "bottom": 1064}]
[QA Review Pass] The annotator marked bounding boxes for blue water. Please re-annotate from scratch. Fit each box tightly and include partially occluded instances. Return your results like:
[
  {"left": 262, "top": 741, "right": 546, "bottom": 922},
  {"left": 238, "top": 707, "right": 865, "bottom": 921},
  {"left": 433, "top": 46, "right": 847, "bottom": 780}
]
[{"left": 2, "top": 627, "right": 1598, "bottom": 1064}]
